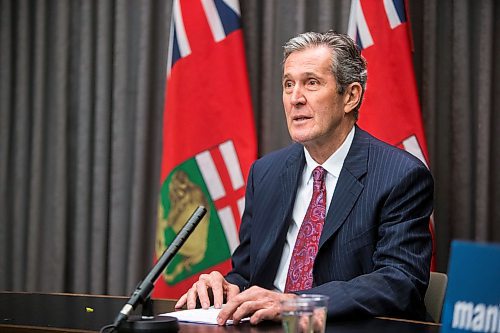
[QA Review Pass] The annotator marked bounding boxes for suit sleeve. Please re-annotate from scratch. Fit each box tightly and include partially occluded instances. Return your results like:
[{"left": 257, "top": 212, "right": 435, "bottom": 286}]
[{"left": 301, "top": 164, "right": 434, "bottom": 320}]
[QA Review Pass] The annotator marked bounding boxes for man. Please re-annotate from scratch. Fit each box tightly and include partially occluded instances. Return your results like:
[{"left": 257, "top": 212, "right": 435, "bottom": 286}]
[{"left": 175, "top": 31, "right": 433, "bottom": 325}]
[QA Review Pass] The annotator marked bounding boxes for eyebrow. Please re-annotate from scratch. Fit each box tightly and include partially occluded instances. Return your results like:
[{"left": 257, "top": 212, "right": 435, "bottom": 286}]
[{"left": 282, "top": 71, "right": 321, "bottom": 80}]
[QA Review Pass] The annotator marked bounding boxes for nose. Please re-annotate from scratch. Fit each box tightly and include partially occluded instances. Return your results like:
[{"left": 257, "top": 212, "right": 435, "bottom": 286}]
[{"left": 290, "top": 85, "right": 306, "bottom": 105}]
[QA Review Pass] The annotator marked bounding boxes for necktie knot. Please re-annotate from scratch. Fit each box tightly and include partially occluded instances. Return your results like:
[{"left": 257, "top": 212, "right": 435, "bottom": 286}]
[{"left": 312, "top": 166, "right": 326, "bottom": 189}]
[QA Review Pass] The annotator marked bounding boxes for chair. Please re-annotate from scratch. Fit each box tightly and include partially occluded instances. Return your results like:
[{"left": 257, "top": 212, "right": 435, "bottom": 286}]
[{"left": 424, "top": 271, "right": 448, "bottom": 323}]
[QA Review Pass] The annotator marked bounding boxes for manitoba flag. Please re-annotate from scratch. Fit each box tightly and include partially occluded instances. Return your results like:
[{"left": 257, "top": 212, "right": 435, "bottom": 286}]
[
  {"left": 155, "top": 0, "right": 256, "bottom": 298},
  {"left": 348, "top": 0, "right": 436, "bottom": 269}
]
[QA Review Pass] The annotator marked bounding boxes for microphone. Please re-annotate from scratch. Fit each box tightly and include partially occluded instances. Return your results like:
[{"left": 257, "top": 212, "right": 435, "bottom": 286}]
[{"left": 112, "top": 205, "right": 207, "bottom": 332}]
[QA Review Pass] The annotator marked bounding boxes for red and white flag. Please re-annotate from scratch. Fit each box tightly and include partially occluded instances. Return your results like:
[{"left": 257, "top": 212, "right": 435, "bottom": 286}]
[
  {"left": 348, "top": 0, "right": 436, "bottom": 270},
  {"left": 154, "top": 0, "right": 257, "bottom": 298}
]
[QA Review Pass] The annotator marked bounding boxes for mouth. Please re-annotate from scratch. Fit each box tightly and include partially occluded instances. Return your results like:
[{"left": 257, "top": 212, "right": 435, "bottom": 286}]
[{"left": 292, "top": 115, "right": 312, "bottom": 122}]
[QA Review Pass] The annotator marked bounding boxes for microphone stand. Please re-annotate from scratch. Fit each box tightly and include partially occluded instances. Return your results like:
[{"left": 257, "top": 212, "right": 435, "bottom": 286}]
[{"left": 110, "top": 206, "right": 207, "bottom": 333}]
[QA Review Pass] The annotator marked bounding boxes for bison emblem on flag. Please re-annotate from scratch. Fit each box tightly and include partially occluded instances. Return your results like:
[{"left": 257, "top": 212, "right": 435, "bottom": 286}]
[{"left": 156, "top": 140, "right": 244, "bottom": 285}]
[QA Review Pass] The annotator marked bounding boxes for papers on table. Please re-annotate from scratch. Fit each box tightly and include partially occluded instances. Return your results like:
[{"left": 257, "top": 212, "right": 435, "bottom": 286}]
[{"left": 160, "top": 306, "right": 250, "bottom": 325}]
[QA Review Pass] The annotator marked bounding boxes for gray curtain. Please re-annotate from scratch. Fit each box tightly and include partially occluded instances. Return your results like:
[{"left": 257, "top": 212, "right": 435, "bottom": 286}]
[
  {"left": 1, "top": 0, "right": 499, "bottom": 296},
  {"left": 410, "top": 1, "right": 500, "bottom": 269},
  {"left": 0, "top": 0, "right": 171, "bottom": 295}
]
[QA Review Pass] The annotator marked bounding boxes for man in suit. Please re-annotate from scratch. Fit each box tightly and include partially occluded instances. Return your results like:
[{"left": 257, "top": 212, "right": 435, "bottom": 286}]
[{"left": 175, "top": 31, "right": 433, "bottom": 325}]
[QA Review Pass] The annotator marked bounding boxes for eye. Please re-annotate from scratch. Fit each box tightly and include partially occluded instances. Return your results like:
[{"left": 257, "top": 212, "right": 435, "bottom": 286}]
[
  {"left": 283, "top": 80, "right": 294, "bottom": 90},
  {"left": 307, "top": 79, "right": 319, "bottom": 86}
]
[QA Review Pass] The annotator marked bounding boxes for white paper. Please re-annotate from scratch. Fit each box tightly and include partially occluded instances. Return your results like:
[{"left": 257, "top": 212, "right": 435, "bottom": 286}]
[{"left": 160, "top": 307, "right": 249, "bottom": 325}]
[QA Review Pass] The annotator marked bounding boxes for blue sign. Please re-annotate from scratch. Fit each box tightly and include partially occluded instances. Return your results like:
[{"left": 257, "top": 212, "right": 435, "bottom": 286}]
[{"left": 441, "top": 241, "right": 500, "bottom": 333}]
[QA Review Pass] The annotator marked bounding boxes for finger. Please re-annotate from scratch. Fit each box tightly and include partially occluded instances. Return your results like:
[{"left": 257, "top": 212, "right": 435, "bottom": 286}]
[
  {"left": 174, "top": 293, "right": 187, "bottom": 309},
  {"left": 209, "top": 275, "right": 225, "bottom": 308},
  {"left": 220, "top": 286, "right": 262, "bottom": 320},
  {"left": 232, "top": 300, "right": 264, "bottom": 323},
  {"left": 313, "top": 309, "right": 326, "bottom": 332},
  {"left": 185, "top": 285, "right": 199, "bottom": 309},
  {"left": 299, "top": 314, "right": 310, "bottom": 333},
  {"left": 225, "top": 284, "right": 241, "bottom": 302},
  {"left": 195, "top": 280, "right": 212, "bottom": 309},
  {"left": 249, "top": 307, "right": 281, "bottom": 324},
  {"left": 217, "top": 303, "right": 236, "bottom": 325},
  {"left": 217, "top": 287, "right": 266, "bottom": 325},
  {"left": 217, "top": 295, "right": 243, "bottom": 325}
]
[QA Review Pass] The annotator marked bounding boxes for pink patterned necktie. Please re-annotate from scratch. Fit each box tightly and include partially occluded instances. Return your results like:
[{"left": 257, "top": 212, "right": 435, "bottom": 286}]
[{"left": 285, "top": 166, "right": 327, "bottom": 292}]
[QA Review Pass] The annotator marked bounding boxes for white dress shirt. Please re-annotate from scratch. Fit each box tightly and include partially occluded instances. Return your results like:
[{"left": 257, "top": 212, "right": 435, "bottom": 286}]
[{"left": 273, "top": 126, "right": 355, "bottom": 292}]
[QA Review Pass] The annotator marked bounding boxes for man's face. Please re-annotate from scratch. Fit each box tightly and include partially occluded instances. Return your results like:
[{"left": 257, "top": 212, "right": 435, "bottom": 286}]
[{"left": 282, "top": 46, "right": 349, "bottom": 151}]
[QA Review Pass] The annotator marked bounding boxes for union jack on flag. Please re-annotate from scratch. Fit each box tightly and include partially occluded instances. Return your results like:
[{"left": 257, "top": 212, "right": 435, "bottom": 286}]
[{"left": 168, "top": 0, "right": 242, "bottom": 72}]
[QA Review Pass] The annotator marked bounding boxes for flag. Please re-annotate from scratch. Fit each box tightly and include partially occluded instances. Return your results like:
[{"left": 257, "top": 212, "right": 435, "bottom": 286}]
[
  {"left": 155, "top": 0, "right": 256, "bottom": 298},
  {"left": 348, "top": 0, "right": 436, "bottom": 270}
]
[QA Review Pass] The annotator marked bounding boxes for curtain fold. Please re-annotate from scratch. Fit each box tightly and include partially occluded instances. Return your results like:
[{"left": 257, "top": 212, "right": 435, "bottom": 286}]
[
  {"left": 0, "top": 0, "right": 499, "bottom": 295},
  {"left": 0, "top": 0, "right": 12, "bottom": 290},
  {"left": 89, "top": 0, "right": 114, "bottom": 295}
]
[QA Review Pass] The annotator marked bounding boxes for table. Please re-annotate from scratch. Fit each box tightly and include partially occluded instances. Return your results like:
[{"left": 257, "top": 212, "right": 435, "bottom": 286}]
[{"left": 0, "top": 292, "right": 440, "bottom": 333}]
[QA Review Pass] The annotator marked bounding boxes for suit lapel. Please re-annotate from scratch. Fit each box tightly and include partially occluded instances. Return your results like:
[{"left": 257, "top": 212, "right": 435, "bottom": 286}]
[
  {"left": 252, "top": 145, "right": 305, "bottom": 285},
  {"left": 319, "top": 127, "right": 369, "bottom": 248},
  {"left": 280, "top": 146, "right": 306, "bottom": 222}
]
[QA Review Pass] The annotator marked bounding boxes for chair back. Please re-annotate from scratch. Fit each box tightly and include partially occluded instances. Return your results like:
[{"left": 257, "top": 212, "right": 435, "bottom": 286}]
[{"left": 424, "top": 271, "right": 448, "bottom": 322}]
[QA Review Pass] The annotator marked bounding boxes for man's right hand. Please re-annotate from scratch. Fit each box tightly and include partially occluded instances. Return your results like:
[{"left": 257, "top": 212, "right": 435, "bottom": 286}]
[{"left": 174, "top": 271, "right": 241, "bottom": 309}]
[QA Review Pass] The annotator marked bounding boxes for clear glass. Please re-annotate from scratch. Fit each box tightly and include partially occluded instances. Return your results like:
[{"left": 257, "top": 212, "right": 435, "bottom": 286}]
[{"left": 280, "top": 294, "right": 329, "bottom": 333}]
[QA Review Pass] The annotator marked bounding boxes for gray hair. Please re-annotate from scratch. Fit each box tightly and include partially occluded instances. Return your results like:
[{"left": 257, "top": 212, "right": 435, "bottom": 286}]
[{"left": 283, "top": 31, "right": 367, "bottom": 118}]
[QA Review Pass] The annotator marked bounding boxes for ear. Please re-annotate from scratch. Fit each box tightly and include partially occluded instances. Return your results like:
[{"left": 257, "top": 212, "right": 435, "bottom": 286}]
[{"left": 343, "top": 82, "right": 362, "bottom": 114}]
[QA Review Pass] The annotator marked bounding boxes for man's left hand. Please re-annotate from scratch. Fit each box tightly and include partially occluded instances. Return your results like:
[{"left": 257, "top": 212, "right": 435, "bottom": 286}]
[{"left": 216, "top": 286, "right": 296, "bottom": 325}]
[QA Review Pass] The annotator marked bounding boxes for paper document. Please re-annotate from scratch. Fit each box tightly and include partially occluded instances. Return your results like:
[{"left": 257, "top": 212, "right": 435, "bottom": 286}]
[{"left": 160, "top": 306, "right": 249, "bottom": 325}]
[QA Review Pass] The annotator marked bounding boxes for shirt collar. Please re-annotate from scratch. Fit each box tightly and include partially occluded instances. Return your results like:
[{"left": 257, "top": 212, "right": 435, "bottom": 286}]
[{"left": 303, "top": 126, "right": 355, "bottom": 183}]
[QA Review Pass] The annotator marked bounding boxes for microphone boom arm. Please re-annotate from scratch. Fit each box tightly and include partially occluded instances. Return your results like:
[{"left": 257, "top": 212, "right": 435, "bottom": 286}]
[{"left": 113, "top": 206, "right": 207, "bottom": 329}]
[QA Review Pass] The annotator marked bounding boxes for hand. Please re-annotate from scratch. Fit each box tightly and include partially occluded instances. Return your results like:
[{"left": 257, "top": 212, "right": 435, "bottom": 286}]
[
  {"left": 174, "top": 271, "right": 240, "bottom": 310},
  {"left": 297, "top": 308, "right": 326, "bottom": 333},
  {"left": 217, "top": 286, "right": 297, "bottom": 325}
]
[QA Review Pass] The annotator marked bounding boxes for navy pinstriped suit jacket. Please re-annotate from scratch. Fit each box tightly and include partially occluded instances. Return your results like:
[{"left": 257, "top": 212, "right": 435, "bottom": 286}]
[{"left": 225, "top": 126, "right": 434, "bottom": 321}]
